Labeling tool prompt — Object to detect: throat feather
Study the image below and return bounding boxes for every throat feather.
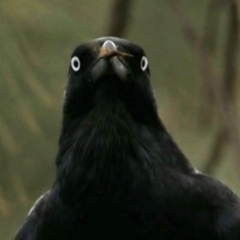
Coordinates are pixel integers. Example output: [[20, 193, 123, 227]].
[[58, 102, 157, 200]]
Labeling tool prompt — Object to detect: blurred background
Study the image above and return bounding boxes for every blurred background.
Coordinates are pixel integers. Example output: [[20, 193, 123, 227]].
[[1, 0, 240, 239]]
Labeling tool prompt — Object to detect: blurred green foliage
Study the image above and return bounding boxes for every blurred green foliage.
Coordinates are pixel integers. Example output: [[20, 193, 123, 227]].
[[0, 1, 239, 239]]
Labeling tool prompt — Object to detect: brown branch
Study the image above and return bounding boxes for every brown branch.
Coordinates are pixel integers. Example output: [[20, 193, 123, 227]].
[[168, 0, 240, 171], [224, 2, 239, 99], [200, 0, 225, 125], [203, 0, 225, 54], [201, 0, 234, 174], [204, 2, 239, 174], [106, 0, 134, 37], [202, 129, 226, 174]]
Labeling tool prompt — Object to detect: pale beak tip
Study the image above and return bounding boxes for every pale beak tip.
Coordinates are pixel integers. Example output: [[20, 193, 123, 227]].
[[102, 40, 116, 51]]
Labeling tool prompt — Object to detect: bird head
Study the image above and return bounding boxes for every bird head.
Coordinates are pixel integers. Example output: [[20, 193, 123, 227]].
[[57, 38, 173, 200], [63, 37, 158, 124]]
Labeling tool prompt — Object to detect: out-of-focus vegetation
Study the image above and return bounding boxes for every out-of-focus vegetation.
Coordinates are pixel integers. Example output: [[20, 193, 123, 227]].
[[1, 1, 240, 239]]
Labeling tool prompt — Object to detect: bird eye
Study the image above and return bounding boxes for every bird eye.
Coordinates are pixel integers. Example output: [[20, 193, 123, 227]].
[[71, 56, 81, 72], [140, 56, 148, 71]]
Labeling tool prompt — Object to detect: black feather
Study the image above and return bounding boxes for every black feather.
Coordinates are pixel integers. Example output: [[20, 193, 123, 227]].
[[14, 37, 240, 240]]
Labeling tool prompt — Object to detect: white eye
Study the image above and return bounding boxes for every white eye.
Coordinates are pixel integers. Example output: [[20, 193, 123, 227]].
[[140, 56, 148, 71], [71, 56, 81, 72]]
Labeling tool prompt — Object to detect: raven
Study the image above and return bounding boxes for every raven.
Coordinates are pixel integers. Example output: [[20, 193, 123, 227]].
[[14, 37, 240, 240]]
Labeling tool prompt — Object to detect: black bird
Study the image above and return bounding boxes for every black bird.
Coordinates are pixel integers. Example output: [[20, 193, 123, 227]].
[[14, 37, 240, 240]]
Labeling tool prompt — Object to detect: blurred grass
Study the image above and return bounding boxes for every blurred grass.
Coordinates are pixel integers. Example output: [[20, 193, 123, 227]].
[[0, 1, 239, 239], [0, 1, 110, 238]]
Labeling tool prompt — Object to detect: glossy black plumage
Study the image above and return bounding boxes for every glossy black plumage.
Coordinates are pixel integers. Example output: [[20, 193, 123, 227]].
[[14, 37, 240, 240]]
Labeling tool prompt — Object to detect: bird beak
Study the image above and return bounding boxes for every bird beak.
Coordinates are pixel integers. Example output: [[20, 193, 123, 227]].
[[90, 40, 133, 82]]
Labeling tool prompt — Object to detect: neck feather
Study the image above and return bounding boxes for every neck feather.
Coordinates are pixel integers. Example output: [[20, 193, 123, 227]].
[[56, 91, 192, 203]]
